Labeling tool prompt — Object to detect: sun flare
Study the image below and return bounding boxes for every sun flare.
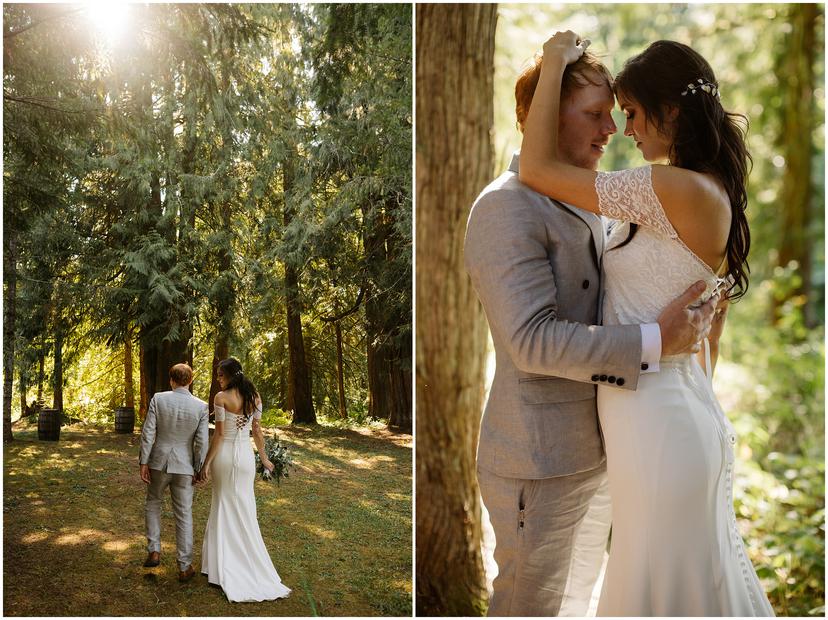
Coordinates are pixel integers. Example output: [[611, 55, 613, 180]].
[[84, 1, 131, 44]]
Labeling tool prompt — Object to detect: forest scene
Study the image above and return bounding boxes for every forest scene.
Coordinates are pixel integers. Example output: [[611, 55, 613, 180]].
[[417, 3, 823, 616], [4, 3, 412, 615]]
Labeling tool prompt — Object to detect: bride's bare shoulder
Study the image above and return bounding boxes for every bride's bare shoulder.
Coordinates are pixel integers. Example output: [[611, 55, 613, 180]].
[[651, 165, 730, 223]]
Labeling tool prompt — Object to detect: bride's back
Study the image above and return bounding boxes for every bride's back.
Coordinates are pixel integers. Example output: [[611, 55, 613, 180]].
[[218, 388, 255, 416]]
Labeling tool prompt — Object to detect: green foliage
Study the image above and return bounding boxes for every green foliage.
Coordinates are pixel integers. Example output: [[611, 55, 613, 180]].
[[6, 3, 412, 430], [720, 268, 825, 616], [259, 407, 292, 428]]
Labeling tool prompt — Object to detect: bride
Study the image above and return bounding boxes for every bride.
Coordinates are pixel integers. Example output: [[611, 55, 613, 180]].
[[199, 357, 291, 603], [520, 32, 774, 616]]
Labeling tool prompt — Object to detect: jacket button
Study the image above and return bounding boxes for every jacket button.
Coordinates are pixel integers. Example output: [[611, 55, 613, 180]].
[[591, 374, 600, 382], [641, 362, 649, 371], [582, 279, 590, 289], [617, 378, 625, 386], [599, 374, 608, 382], [608, 376, 616, 384]]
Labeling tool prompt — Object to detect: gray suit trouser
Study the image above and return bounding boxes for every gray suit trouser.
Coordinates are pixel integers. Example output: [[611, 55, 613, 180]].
[[145, 468, 194, 571], [478, 462, 610, 617]]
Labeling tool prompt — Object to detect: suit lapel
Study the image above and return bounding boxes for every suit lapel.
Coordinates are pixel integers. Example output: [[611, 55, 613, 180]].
[[548, 198, 603, 270], [508, 153, 604, 269]]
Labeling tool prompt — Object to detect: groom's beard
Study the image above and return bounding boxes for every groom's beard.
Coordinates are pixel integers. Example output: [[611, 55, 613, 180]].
[[557, 138, 604, 171]]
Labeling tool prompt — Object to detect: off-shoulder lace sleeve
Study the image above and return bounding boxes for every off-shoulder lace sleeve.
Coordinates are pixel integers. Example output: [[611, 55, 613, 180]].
[[253, 402, 263, 420], [595, 166, 677, 239], [214, 405, 225, 422]]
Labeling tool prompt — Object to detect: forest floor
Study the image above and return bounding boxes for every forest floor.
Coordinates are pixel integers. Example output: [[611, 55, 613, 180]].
[[3, 420, 412, 616]]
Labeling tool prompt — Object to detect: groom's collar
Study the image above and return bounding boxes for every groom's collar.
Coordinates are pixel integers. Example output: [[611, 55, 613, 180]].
[[510, 150, 604, 267], [508, 151, 520, 174], [172, 387, 191, 395]]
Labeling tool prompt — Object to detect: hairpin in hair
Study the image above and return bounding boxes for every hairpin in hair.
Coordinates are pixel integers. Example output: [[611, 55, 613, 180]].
[[681, 78, 720, 99]]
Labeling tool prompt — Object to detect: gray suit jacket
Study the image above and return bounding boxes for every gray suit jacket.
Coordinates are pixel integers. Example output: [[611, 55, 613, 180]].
[[465, 153, 643, 479], [139, 387, 210, 476]]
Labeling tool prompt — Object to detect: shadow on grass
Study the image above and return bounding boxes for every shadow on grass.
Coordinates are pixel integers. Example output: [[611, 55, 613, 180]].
[[4, 422, 412, 617]]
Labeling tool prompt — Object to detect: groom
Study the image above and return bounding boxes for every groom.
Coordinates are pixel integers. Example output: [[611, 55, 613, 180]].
[[464, 51, 716, 616], [139, 363, 209, 582]]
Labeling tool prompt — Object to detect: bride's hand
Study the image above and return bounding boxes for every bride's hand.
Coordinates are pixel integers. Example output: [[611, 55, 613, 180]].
[[262, 459, 274, 473], [542, 31, 590, 65]]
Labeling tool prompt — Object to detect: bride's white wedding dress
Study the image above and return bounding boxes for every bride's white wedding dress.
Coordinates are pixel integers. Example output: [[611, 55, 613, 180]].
[[593, 166, 774, 616], [201, 404, 291, 603]]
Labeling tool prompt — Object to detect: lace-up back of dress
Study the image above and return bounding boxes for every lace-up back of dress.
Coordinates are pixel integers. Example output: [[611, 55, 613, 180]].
[[213, 403, 262, 437], [595, 166, 722, 326]]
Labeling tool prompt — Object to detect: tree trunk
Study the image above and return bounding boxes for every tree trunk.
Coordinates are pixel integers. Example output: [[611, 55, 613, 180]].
[[52, 329, 63, 412], [774, 3, 818, 327], [387, 334, 412, 433], [282, 158, 316, 424], [139, 340, 148, 421], [335, 322, 347, 418], [3, 221, 17, 442], [362, 203, 394, 422], [285, 265, 316, 423], [366, 319, 393, 419], [208, 336, 229, 413], [139, 329, 190, 406], [37, 348, 44, 405], [124, 333, 134, 408], [415, 4, 497, 615]]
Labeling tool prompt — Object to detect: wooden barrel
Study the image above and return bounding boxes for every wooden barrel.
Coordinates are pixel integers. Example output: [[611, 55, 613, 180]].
[[114, 406, 135, 434], [37, 408, 61, 441]]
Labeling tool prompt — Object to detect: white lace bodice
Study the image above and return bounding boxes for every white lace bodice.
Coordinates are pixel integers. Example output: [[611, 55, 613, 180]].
[[596, 166, 722, 325], [214, 403, 262, 439]]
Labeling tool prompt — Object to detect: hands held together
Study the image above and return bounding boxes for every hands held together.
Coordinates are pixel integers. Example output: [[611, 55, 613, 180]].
[[658, 280, 723, 356], [194, 464, 210, 485]]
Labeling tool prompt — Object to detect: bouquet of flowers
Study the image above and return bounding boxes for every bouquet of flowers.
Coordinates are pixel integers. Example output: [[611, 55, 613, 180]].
[[255, 438, 295, 484]]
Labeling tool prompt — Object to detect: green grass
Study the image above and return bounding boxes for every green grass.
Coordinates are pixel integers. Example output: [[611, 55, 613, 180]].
[[3, 420, 412, 616]]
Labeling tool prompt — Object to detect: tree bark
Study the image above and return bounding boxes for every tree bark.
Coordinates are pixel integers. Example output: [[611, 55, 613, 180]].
[[139, 329, 190, 407], [3, 220, 17, 442], [124, 333, 134, 408], [774, 3, 818, 327], [139, 340, 148, 421], [387, 334, 412, 433], [415, 4, 497, 615], [283, 158, 316, 424], [335, 322, 347, 418], [363, 207, 394, 422], [37, 348, 44, 405], [52, 329, 63, 412], [208, 336, 229, 413], [285, 264, 316, 423]]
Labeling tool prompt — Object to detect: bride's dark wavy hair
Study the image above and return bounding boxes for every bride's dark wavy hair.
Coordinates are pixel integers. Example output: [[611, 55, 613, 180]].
[[218, 357, 259, 426], [611, 40, 752, 301]]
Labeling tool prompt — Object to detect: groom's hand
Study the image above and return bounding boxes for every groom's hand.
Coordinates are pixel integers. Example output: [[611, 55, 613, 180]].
[[139, 464, 151, 484], [658, 280, 716, 356]]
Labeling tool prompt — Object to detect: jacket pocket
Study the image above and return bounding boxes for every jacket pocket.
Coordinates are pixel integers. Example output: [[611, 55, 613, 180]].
[[518, 376, 595, 404]]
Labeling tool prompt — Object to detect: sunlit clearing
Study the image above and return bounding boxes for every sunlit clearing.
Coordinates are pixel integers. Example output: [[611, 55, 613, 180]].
[[103, 540, 130, 552], [55, 528, 104, 545], [21, 532, 49, 544]]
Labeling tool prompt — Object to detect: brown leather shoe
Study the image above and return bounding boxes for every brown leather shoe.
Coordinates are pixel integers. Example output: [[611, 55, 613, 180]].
[[178, 565, 196, 583], [143, 551, 160, 567]]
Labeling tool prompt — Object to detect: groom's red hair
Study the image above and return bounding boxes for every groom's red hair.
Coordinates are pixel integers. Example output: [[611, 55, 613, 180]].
[[169, 363, 193, 386], [515, 51, 613, 133]]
